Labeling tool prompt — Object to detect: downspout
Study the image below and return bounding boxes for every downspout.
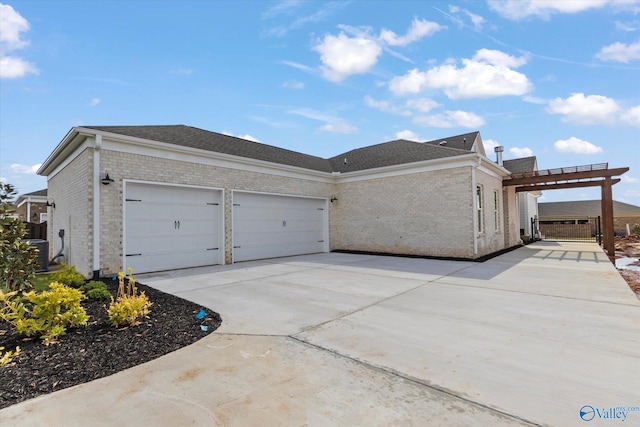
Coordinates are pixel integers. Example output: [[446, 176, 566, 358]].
[[92, 134, 102, 279], [26, 197, 31, 222], [471, 156, 481, 257]]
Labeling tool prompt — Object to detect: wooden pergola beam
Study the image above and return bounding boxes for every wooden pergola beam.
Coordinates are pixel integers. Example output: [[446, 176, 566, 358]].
[[515, 178, 621, 192], [504, 167, 629, 186], [602, 177, 615, 258]]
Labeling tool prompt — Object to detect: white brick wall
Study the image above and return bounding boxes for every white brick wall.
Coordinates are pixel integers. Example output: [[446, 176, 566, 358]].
[[99, 149, 333, 274], [331, 167, 475, 258], [47, 149, 94, 277]]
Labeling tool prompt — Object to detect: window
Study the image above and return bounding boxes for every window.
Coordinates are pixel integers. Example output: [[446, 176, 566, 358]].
[[40, 213, 48, 223], [476, 185, 483, 233], [494, 190, 500, 231]]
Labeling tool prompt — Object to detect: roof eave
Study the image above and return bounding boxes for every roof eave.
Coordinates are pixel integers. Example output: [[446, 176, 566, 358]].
[[37, 127, 94, 176]]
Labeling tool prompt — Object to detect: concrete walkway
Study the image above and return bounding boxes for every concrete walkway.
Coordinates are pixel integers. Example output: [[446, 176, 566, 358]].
[[2, 242, 639, 426]]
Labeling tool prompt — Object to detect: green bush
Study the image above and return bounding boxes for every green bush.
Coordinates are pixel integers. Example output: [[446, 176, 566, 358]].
[[80, 281, 112, 300], [0, 183, 39, 293], [632, 224, 640, 235], [0, 346, 21, 367], [51, 263, 86, 288], [0, 282, 89, 343]]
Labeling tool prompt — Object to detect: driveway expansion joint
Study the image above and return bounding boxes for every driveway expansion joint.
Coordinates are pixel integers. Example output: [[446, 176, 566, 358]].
[[288, 336, 543, 427]]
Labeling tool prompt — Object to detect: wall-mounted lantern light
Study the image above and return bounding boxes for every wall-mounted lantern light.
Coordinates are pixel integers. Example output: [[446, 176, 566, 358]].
[[101, 172, 114, 185], [46, 199, 56, 208], [330, 195, 338, 203]]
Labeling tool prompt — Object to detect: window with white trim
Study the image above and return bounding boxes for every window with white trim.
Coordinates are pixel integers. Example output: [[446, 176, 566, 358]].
[[476, 185, 483, 233], [494, 190, 500, 231], [40, 213, 48, 223]]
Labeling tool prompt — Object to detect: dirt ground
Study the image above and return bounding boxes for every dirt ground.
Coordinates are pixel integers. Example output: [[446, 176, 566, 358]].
[[615, 234, 640, 299]]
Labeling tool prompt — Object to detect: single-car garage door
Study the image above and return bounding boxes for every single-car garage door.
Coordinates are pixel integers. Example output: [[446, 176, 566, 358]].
[[125, 183, 222, 273], [233, 192, 327, 262]]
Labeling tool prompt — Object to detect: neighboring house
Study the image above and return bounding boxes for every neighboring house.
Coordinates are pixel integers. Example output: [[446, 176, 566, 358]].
[[15, 189, 48, 224], [503, 157, 541, 238], [37, 125, 521, 277], [539, 200, 640, 235]]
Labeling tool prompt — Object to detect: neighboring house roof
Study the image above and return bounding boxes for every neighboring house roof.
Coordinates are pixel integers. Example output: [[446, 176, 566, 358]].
[[82, 125, 476, 174], [503, 156, 537, 174], [539, 200, 640, 217], [16, 189, 48, 207], [21, 189, 48, 197]]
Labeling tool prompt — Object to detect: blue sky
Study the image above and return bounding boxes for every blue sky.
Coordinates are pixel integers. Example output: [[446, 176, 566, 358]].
[[1, 0, 639, 205]]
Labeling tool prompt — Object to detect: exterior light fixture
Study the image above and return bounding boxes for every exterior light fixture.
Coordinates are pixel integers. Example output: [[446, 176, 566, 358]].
[[46, 199, 55, 208], [330, 196, 338, 203], [101, 172, 114, 185]]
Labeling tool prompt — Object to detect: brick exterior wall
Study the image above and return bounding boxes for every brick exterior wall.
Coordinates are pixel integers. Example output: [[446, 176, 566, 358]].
[[98, 149, 334, 275], [16, 202, 47, 223], [47, 140, 519, 276], [47, 149, 94, 276], [331, 167, 475, 258]]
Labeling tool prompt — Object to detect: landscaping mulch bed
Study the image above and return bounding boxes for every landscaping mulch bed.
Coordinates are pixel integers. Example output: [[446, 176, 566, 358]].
[[0, 279, 221, 410]]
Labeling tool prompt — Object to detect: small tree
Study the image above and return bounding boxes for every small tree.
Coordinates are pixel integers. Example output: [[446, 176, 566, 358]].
[[0, 183, 39, 292]]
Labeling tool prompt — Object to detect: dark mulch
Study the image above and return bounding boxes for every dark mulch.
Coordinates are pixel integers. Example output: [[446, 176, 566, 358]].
[[0, 279, 221, 410]]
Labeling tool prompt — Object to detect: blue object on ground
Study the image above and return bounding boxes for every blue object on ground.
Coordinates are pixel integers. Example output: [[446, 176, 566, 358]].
[[195, 309, 206, 319], [200, 325, 208, 332]]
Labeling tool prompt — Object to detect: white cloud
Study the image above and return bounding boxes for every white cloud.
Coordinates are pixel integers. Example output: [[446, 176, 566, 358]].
[[449, 5, 487, 31], [89, 98, 100, 107], [0, 3, 38, 79], [0, 176, 7, 183], [483, 139, 501, 153], [389, 49, 532, 99], [553, 137, 603, 154], [395, 130, 422, 141], [0, 55, 38, 78], [364, 96, 411, 116], [378, 18, 444, 46], [413, 110, 486, 128], [313, 32, 382, 82], [282, 79, 304, 89], [621, 105, 640, 126], [487, 0, 623, 20], [509, 147, 533, 158], [547, 93, 621, 125], [615, 20, 640, 32], [596, 41, 640, 63], [522, 95, 547, 104], [280, 60, 315, 73], [10, 163, 41, 174], [405, 97, 440, 113], [288, 108, 357, 134], [222, 131, 260, 142], [319, 123, 357, 134], [622, 175, 640, 184]]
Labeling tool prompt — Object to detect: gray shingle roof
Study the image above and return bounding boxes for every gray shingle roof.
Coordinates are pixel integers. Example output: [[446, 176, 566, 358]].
[[22, 189, 47, 197], [328, 139, 472, 173], [84, 125, 476, 174], [423, 131, 479, 151], [503, 156, 537, 174], [539, 200, 640, 217], [85, 125, 333, 172]]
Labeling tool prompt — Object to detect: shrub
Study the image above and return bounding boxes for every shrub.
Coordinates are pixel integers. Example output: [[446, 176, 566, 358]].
[[107, 269, 152, 327], [0, 183, 39, 293], [0, 282, 89, 343], [80, 281, 112, 300], [632, 224, 640, 235], [51, 263, 86, 288], [0, 346, 21, 367]]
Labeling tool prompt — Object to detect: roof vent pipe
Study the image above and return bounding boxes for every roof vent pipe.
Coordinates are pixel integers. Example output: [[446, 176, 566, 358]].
[[494, 146, 504, 166]]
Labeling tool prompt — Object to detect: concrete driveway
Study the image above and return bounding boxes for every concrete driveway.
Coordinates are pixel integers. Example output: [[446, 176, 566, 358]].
[[2, 242, 639, 426]]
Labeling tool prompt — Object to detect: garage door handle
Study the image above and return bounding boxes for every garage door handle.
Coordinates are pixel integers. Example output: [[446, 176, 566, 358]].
[[126, 253, 142, 257], [207, 248, 219, 251]]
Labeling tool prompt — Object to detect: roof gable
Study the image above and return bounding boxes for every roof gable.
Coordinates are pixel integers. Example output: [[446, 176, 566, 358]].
[[503, 156, 537, 174]]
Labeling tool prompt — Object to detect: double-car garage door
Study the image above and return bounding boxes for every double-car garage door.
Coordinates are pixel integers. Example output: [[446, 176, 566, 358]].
[[124, 183, 326, 273]]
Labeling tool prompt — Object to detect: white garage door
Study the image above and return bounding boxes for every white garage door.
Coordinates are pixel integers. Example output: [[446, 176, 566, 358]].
[[233, 192, 326, 262], [125, 183, 222, 273]]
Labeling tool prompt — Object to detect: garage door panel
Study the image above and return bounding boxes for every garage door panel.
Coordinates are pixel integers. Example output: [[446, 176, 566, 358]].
[[233, 193, 326, 262], [125, 183, 221, 273]]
